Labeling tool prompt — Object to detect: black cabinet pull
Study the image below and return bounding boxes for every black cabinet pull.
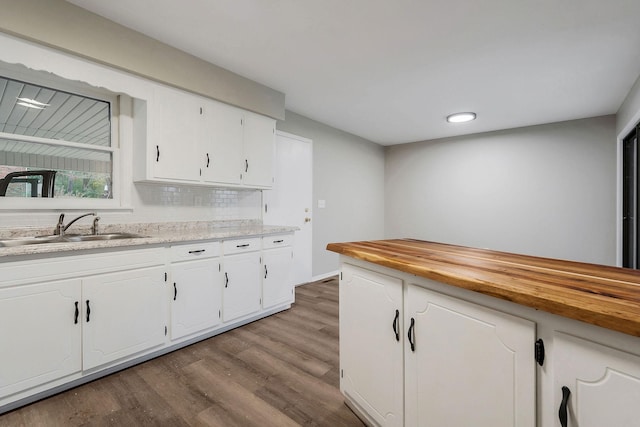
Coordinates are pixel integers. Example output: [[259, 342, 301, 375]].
[[156, 145, 160, 162], [408, 317, 416, 351], [188, 249, 206, 254], [245, 159, 249, 173], [86, 300, 91, 323], [174, 283, 177, 301], [264, 265, 268, 279], [206, 153, 210, 168], [273, 239, 284, 244], [236, 243, 250, 248], [74, 301, 79, 324], [559, 386, 571, 427], [225, 272, 229, 288], [392, 309, 400, 341]]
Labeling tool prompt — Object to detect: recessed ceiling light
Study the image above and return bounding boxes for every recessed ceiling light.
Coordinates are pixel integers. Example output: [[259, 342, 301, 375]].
[[446, 112, 476, 123]]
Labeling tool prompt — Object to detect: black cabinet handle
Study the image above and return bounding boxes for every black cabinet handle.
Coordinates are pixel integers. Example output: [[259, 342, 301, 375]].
[[188, 249, 206, 254], [206, 153, 210, 168], [74, 301, 79, 324], [236, 244, 250, 248], [245, 159, 249, 173], [225, 272, 229, 288], [392, 309, 400, 341], [156, 145, 160, 162], [86, 300, 91, 323], [408, 317, 416, 351], [265, 265, 268, 279], [559, 386, 571, 427], [174, 283, 177, 301], [273, 239, 284, 244]]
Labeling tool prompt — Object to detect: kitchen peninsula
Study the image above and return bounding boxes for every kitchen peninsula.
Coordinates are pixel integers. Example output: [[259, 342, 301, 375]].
[[327, 239, 640, 427]]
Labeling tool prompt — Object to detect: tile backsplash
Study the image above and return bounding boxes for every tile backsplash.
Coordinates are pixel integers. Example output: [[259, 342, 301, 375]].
[[0, 183, 263, 228]]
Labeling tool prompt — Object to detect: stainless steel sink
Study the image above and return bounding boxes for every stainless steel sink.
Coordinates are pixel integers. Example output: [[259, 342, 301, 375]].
[[0, 233, 145, 248], [64, 233, 144, 242]]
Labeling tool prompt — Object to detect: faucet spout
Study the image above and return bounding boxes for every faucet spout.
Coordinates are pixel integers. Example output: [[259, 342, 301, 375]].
[[54, 212, 97, 236]]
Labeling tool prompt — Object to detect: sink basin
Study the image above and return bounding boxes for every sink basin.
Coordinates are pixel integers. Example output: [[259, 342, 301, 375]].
[[64, 233, 144, 242], [0, 233, 145, 248]]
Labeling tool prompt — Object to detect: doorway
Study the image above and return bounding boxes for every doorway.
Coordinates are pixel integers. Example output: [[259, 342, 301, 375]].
[[263, 131, 313, 285]]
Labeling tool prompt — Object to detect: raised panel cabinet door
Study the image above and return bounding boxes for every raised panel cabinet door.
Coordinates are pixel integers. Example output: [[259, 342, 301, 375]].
[[242, 112, 275, 188], [552, 332, 640, 427], [262, 247, 294, 309], [151, 85, 201, 182], [0, 279, 81, 399], [222, 252, 261, 322], [82, 266, 166, 371], [340, 264, 404, 427], [405, 284, 536, 427], [171, 259, 223, 340], [201, 100, 244, 185]]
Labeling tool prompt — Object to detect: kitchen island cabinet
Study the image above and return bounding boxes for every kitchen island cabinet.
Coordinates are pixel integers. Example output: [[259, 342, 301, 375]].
[[327, 239, 640, 427]]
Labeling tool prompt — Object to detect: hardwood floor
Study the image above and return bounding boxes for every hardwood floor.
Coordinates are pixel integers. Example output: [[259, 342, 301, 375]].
[[0, 277, 365, 427]]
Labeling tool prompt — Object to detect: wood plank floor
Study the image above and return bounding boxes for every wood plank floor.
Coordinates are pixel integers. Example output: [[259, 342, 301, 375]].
[[0, 277, 365, 427]]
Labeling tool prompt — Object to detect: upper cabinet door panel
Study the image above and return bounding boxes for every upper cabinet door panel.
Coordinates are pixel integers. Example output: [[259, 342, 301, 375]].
[[201, 101, 243, 185], [242, 112, 275, 188], [151, 86, 201, 182]]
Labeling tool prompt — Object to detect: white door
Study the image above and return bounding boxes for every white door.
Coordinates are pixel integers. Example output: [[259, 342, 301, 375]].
[[552, 332, 640, 427], [263, 131, 313, 285], [171, 258, 222, 340], [405, 284, 536, 427], [82, 266, 166, 371]]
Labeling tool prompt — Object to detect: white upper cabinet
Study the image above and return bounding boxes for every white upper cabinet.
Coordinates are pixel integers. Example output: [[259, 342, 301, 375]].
[[149, 85, 201, 182], [135, 84, 275, 189], [201, 101, 244, 185], [242, 111, 275, 188]]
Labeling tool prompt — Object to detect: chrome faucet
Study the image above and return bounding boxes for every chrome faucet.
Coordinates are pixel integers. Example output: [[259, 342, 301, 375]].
[[54, 212, 98, 236]]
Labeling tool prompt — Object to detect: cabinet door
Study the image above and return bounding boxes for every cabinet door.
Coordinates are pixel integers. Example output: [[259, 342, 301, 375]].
[[82, 266, 166, 371], [222, 252, 261, 322], [151, 85, 201, 182], [262, 247, 294, 309], [201, 101, 244, 185], [171, 259, 223, 340], [340, 264, 404, 427], [552, 332, 640, 427], [405, 284, 535, 427], [242, 112, 275, 188], [0, 280, 81, 398]]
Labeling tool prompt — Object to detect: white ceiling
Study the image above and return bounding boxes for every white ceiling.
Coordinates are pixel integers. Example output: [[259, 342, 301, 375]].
[[67, 0, 640, 145]]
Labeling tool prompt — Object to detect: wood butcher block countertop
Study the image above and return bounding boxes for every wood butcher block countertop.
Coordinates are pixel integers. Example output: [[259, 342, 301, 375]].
[[326, 239, 640, 338]]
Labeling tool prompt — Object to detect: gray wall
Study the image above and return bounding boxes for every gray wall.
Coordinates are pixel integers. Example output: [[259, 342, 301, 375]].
[[385, 116, 617, 265], [0, 0, 284, 120], [277, 111, 386, 278]]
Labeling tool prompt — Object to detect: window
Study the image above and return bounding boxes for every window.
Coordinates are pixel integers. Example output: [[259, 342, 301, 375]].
[[0, 73, 117, 202], [623, 123, 639, 268]]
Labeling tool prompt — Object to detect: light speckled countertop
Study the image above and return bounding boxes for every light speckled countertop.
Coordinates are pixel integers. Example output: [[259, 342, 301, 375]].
[[0, 220, 298, 258]]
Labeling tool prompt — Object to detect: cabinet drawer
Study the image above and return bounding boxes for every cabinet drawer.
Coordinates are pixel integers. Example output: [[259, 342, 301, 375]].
[[170, 241, 220, 261], [223, 237, 261, 255], [262, 234, 293, 249]]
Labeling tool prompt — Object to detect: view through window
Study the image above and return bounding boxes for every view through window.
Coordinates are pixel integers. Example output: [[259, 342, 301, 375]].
[[0, 75, 113, 199]]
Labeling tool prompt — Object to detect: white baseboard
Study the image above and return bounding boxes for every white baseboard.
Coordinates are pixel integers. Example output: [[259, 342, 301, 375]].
[[311, 270, 339, 283]]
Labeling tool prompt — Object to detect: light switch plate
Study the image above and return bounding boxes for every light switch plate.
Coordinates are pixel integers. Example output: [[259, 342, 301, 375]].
[[318, 199, 326, 208]]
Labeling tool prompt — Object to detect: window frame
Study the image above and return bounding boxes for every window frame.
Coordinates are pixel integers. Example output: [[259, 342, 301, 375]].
[[0, 64, 123, 211]]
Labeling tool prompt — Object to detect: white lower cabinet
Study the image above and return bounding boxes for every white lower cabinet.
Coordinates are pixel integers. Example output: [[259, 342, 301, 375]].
[[170, 249, 223, 340], [0, 279, 82, 398], [222, 239, 262, 322], [262, 238, 294, 309], [340, 263, 535, 427], [551, 332, 640, 427], [82, 266, 166, 371], [405, 284, 536, 427], [340, 264, 404, 427]]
